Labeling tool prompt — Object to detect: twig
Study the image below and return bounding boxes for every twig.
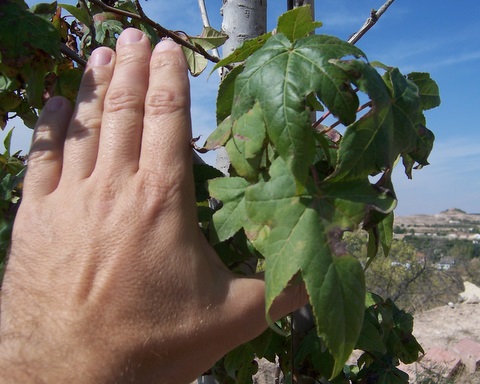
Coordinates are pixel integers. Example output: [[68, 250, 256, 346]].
[[197, 0, 220, 59], [348, 0, 396, 45], [197, 0, 222, 77], [87, 0, 220, 63], [60, 43, 87, 67]]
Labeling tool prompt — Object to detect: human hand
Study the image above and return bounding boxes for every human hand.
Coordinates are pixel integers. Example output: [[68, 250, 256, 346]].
[[0, 29, 306, 383]]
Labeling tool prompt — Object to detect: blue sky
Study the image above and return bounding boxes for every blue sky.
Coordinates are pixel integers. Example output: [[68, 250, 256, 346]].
[[4, 0, 480, 216]]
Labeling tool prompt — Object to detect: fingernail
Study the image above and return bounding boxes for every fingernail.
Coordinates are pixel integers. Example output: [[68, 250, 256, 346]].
[[45, 97, 64, 112], [118, 28, 144, 45], [89, 47, 113, 66], [155, 39, 179, 52]]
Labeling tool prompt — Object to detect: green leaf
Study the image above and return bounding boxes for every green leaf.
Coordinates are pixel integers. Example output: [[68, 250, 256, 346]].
[[355, 310, 387, 354], [383, 299, 424, 364], [378, 211, 394, 256], [208, 177, 250, 244], [0, 74, 21, 94], [224, 343, 257, 383], [134, 21, 159, 47], [94, 19, 124, 48], [193, 163, 224, 202], [406, 123, 435, 167], [407, 72, 441, 111], [59, 2, 91, 25], [277, 5, 322, 42], [331, 60, 420, 180], [216, 65, 243, 124], [54, 67, 83, 101], [24, 62, 50, 108], [233, 34, 364, 185], [0, 92, 23, 129], [12, 99, 38, 128], [295, 329, 336, 379], [357, 359, 410, 384], [0, 2, 60, 107], [244, 158, 366, 377], [306, 92, 324, 111], [30, 1, 57, 21], [226, 102, 267, 181], [212, 32, 272, 71], [3, 129, 14, 155], [204, 116, 233, 150], [0, 1, 60, 66]]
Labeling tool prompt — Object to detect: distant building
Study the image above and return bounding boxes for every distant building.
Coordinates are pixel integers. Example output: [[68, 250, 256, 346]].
[[435, 256, 455, 270]]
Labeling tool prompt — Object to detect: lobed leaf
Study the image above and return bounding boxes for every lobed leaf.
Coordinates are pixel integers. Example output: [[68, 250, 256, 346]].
[[407, 72, 441, 111], [216, 65, 244, 124], [203, 116, 233, 151], [244, 158, 368, 377], [226, 103, 267, 181], [208, 177, 250, 244], [331, 60, 421, 181], [212, 33, 272, 72], [277, 4, 322, 42], [232, 34, 364, 186], [59, 3, 91, 25], [0, 1, 60, 71], [94, 18, 124, 48]]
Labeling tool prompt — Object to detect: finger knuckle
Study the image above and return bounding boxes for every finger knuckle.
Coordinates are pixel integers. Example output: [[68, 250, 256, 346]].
[[28, 127, 59, 162], [135, 170, 180, 213], [145, 89, 187, 116], [68, 116, 102, 139], [104, 87, 144, 113]]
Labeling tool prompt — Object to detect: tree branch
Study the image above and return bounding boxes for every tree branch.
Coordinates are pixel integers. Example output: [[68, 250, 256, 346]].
[[348, 0, 396, 45], [87, 0, 220, 63], [60, 43, 88, 67]]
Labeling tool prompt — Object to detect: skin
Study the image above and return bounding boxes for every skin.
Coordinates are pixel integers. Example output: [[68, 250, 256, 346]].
[[0, 29, 306, 383]]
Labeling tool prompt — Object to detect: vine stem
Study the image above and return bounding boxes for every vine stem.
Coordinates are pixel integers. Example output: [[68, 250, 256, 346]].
[[348, 0, 396, 44], [87, 0, 220, 63]]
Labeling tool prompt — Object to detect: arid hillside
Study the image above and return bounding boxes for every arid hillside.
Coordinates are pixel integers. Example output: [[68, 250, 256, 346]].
[[394, 208, 480, 240]]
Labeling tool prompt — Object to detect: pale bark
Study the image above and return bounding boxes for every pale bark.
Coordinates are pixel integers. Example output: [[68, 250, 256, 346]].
[[221, 0, 267, 57], [216, 0, 267, 175]]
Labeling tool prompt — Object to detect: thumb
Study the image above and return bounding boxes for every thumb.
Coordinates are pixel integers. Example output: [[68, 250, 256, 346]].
[[221, 276, 308, 348]]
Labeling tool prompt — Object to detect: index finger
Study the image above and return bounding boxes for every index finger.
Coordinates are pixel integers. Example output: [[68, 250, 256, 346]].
[[139, 40, 192, 177]]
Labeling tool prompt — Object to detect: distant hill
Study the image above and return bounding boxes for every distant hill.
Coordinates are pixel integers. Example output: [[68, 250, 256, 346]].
[[394, 208, 480, 239]]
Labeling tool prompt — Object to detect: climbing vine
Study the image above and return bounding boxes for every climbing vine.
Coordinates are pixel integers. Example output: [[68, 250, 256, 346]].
[[0, 1, 440, 382]]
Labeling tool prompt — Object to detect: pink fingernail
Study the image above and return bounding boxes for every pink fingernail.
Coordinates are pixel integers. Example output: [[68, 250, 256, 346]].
[[118, 28, 144, 45], [89, 47, 113, 66], [155, 39, 179, 52], [45, 97, 64, 112]]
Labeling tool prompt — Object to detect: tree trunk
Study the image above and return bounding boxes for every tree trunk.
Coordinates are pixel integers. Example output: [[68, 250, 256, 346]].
[[216, 0, 267, 175], [221, 0, 267, 57], [200, 4, 268, 383]]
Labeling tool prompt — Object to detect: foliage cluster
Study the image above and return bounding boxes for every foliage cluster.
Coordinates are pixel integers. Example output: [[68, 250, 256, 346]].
[[0, 1, 441, 382], [0, 130, 25, 279]]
